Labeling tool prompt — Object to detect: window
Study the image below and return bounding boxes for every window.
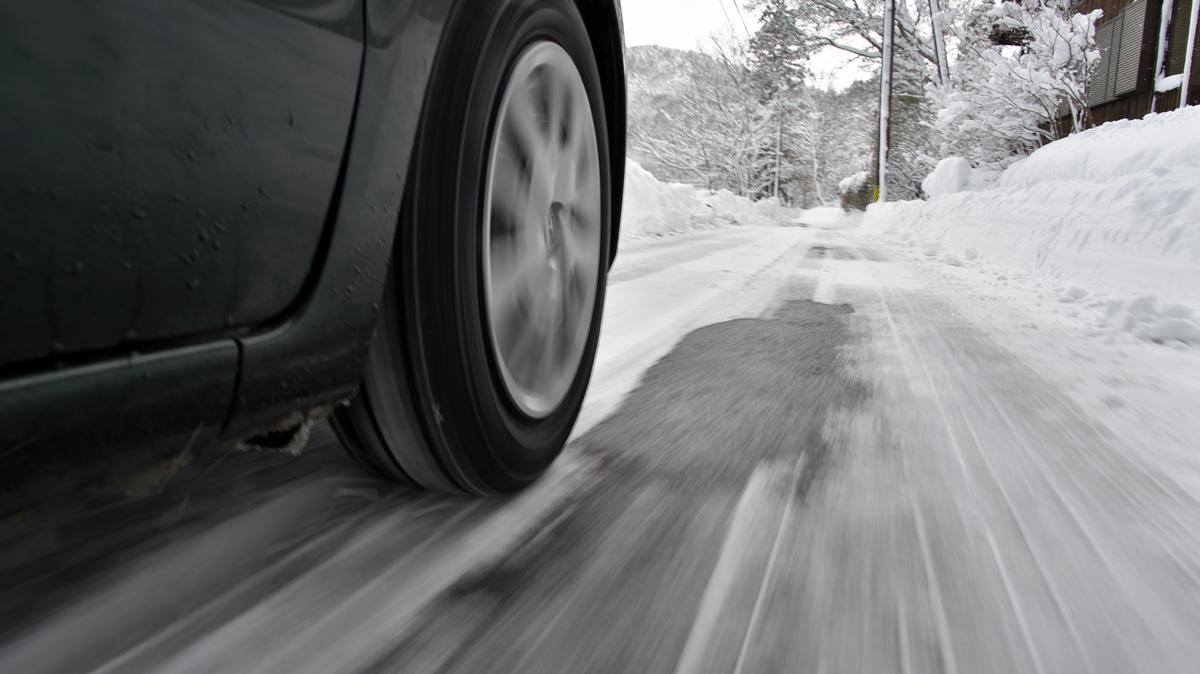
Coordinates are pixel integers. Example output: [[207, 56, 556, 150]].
[[1165, 0, 1194, 76], [1086, 0, 1147, 106]]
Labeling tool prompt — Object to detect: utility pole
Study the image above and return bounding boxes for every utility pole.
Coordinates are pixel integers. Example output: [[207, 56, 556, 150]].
[[928, 0, 950, 85], [1154, 0, 1199, 110], [1184, 0, 1199, 107], [1151, 0, 1176, 113], [773, 111, 783, 199], [877, 0, 895, 202]]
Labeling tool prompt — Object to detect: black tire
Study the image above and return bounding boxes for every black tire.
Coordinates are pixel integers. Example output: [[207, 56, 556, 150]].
[[333, 0, 612, 494]]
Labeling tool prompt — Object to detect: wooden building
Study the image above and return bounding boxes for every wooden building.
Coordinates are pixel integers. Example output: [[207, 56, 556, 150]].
[[1076, 0, 1198, 125]]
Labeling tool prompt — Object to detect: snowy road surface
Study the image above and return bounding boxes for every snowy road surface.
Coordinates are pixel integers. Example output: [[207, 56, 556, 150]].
[[5, 222, 1200, 673]]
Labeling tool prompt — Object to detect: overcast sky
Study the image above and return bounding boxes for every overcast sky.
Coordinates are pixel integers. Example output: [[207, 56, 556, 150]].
[[622, 0, 868, 89], [623, 0, 750, 51]]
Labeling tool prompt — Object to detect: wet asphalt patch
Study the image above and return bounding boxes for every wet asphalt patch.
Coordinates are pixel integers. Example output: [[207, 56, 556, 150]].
[[805, 245, 859, 261], [381, 294, 867, 673]]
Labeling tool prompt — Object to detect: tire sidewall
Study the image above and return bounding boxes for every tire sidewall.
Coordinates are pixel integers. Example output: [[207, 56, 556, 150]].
[[404, 0, 610, 492]]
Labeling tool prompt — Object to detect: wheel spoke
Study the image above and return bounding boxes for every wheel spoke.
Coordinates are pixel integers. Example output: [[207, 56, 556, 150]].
[[565, 93, 589, 162], [505, 86, 545, 165], [491, 158, 532, 234], [547, 76, 568, 152]]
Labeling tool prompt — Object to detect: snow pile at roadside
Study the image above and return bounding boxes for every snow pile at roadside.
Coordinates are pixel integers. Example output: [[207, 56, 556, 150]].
[[620, 160, 792, 241], [998, 108, 1200, 187], [920, 157, 1000, 197], [861, 107, 1200, 345], [703, 188, 787, 228]]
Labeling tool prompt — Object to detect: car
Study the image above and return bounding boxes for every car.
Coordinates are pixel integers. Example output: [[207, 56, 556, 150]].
[[0, 0, 626, 495]]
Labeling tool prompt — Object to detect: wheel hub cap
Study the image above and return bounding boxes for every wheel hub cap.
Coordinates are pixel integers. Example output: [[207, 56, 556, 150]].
[[483, 41, 602, 419]]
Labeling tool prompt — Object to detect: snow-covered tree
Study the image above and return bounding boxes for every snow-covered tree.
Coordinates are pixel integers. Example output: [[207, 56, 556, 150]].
[[626, 13, 876, 207], [746, 0, 815, 201], [751, 0, 948, 71], [818, 79, 877, 198], [744, 0, 943, 199], [927, 0, 1101, 168], [992, 0, 1101, 135], [626, 43, 777, 197], [888, 43, 940, 199], [797, 83, 876, 204], [749, 0, 811, 99]]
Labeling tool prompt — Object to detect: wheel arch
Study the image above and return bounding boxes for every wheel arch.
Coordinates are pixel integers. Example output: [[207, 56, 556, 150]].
[[225, 0, 626, 442], [574, 0, 626, 265], [224, 0, 461, 440]]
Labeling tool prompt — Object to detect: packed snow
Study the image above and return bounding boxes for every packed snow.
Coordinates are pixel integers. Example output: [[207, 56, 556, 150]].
[[854, 106, 1200, 487], [794, 206, 851, 228], [861, 107, 1200, 346]]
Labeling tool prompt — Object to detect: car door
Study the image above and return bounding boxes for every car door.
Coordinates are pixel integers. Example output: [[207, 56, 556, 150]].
[[0, 0, 363, 368]]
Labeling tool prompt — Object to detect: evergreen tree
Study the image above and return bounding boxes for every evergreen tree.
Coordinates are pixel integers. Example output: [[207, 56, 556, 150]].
[[748, 0, 809, 100], [748, 0, 815, 202]]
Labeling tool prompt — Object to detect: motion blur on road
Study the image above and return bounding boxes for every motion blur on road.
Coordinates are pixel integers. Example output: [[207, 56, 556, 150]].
[[5, 185, 1200, 672], [6, 0, 1200, 672]]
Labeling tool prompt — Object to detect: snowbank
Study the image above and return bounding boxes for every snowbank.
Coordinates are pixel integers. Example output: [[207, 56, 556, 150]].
[[861, 107, 1200, 345], [620, 160, 792, 241], [998, 107, 1200, 188]]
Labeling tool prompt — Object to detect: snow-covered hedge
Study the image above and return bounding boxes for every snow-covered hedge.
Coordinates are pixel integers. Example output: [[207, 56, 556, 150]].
[[620, 160, 789, 241], [838, 171, 868, 195], [920, 157, 972, 197], [862, 107, 1200, 344]]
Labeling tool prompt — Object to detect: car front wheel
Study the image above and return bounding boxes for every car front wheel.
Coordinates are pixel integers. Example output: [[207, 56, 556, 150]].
[[333, 0, 611, 494]]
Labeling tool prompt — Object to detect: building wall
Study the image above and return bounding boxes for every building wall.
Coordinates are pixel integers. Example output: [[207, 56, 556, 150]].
[[1077, 0, 1136, 20], [1073, 0, 1197, 127]]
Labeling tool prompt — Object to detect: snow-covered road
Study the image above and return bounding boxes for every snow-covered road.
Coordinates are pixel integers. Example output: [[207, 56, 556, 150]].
[[4, 222, 1200, 673]]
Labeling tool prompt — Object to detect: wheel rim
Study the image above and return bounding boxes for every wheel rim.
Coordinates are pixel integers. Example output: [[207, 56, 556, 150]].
[[483, 40, 601, 419]]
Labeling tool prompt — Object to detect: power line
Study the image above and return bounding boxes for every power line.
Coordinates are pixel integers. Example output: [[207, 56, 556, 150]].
[[713, 0, 738, 39], [730, 0, 753, 40], [715, 0, 753, 41]]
